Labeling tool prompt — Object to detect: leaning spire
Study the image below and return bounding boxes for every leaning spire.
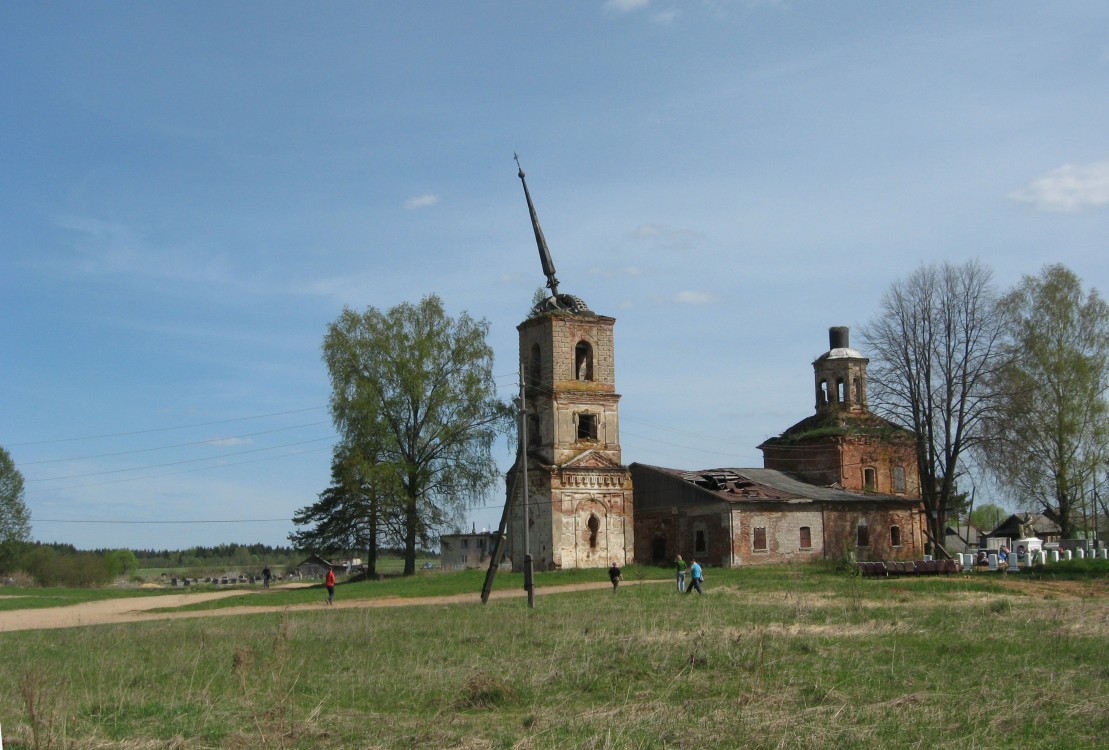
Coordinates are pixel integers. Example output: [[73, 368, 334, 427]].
[[515, 153, 560, 297]]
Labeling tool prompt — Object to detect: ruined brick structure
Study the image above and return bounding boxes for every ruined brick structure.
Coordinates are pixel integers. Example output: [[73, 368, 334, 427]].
[[632, 326, 924, 568], [759, 326, 920, 497], [505, 308, 634, 571]]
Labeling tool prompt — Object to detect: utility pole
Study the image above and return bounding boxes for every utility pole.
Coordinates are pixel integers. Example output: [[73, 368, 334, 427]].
[[479, 363, 534, 607], [519, 363, 535, 608]]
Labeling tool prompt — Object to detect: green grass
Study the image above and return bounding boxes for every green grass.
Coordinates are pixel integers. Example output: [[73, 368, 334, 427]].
[[1, 564, 1106, 749]]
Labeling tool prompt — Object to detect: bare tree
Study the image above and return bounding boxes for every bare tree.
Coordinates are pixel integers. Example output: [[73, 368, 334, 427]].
[[980, 264, 1109, 539], [863, 260, 1008, 556]]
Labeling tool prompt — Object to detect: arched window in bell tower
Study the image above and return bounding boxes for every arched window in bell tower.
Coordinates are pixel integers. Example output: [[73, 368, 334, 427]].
[[853, 377, 863, 406], [575, 341, 594, 381], [819, 380, 829, 405], [836, 378, 845, 404]]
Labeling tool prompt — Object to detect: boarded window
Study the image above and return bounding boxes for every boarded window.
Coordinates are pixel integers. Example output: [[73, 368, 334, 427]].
[[892, 466, 906, 494], [890, 526, 902, 547], [799, 526, 812, 549], [857, 524, 870, 548], [753, 527, 767, 551]]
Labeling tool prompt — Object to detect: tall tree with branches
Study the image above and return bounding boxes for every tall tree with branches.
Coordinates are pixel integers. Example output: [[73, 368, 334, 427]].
[[980, 264, 1109, 538], [863, 260, 1008, 556], [289, 443, 401, 576], [320, 295, 511, 575]]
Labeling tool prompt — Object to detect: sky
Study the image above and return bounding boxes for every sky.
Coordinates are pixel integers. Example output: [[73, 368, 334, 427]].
[[2, 1, 1108, 551]]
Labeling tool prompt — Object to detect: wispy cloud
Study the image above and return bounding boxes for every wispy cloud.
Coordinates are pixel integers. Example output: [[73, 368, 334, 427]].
[[603, 0, 650, 13], [53, 216, 233, 284], [672, 290, 718, 305], [404, 193, 440, 210], [205, 437, 254, 447], [1008, 161, 1109, 213], [630, 223, 705, 248]]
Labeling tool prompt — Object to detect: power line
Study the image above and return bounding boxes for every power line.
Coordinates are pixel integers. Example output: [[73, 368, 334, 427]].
[[24, 444, 335, 493], [34, 518, 293, 525], [18, 421, 332, 465], [26, 436, 338, 482], [8, 406, 329, 447]]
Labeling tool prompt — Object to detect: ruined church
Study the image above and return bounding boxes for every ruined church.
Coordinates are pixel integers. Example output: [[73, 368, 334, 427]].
[[504, 169, 924, 570]]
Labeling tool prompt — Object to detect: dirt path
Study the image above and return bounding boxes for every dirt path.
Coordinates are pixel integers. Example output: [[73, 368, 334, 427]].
[[0, 580, 662, 633]]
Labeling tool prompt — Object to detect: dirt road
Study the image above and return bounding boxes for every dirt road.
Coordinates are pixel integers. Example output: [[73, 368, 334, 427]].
[[0, 580, 660, 633]]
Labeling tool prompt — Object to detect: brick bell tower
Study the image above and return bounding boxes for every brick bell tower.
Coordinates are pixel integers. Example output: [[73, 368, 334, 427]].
[[504, 161, 633, 571]]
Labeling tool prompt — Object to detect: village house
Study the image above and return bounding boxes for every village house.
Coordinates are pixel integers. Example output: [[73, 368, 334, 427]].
[[440, 529, 506, 570]]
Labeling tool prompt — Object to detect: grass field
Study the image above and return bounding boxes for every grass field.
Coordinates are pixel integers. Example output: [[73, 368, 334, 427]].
[[1, 564, 1106, 749]]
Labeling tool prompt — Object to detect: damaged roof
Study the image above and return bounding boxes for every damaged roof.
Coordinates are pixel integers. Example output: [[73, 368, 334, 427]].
[[634, 463, 918, 506]]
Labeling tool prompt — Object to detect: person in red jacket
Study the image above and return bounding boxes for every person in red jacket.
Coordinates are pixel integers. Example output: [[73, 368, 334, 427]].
[[325, 567, 336, 605]]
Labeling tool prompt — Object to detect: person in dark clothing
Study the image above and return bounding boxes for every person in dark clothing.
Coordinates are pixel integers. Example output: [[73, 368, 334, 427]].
[[608, 562, 622, 592]]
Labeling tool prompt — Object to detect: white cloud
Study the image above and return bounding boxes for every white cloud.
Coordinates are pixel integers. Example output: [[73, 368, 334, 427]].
[[672, 290, 718, 305], [604, 0, 649, 14], [651, 9, 680, 24], [1008, 161, 1109, 213], [403, 193, 440, 210], [630, 223, 705, 248]]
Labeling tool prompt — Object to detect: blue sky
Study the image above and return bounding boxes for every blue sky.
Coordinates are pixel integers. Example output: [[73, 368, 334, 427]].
[[3, 1, 1107, 551]]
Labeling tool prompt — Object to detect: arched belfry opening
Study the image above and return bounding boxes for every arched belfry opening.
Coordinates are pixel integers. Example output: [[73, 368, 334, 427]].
[[575, 340, 594, 381]]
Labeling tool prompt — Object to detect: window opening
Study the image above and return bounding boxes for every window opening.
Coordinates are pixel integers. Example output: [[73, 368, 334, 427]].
[[575, 341, 594, 381], [577, 413, 598, 442], [799, 526, 812, 549], [857, 524, 870, 548], [587, 514, 600, 549], [836, 378, 845, 403], [528, 344, 541, 387], [819, 380, 829, 405], [890, 526, 902, 547], [863, 467, 877, 492], [753, 527, 767, 552], [853, 377, 863, 405], [527, 414, 540, 447], [694, 529, 707, 555]]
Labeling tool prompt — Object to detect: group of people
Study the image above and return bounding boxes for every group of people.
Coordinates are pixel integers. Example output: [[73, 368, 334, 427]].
[[674, 555, 703, 594], [606, 554, 706, 594]]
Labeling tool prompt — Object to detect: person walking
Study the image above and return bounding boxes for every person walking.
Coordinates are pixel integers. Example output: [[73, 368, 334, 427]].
[[262, 566, 271, 589], [608, 561, 622, 592], [325, 566, 336, 605], [685, 559, 703, 595], [674, 554, 687, 593]]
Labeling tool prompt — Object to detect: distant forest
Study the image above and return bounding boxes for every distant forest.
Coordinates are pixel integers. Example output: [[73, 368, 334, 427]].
[[129, 543, 298, 569]]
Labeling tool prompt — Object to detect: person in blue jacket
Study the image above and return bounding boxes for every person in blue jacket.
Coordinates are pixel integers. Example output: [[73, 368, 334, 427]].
[[685, 559, 704, 594]]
